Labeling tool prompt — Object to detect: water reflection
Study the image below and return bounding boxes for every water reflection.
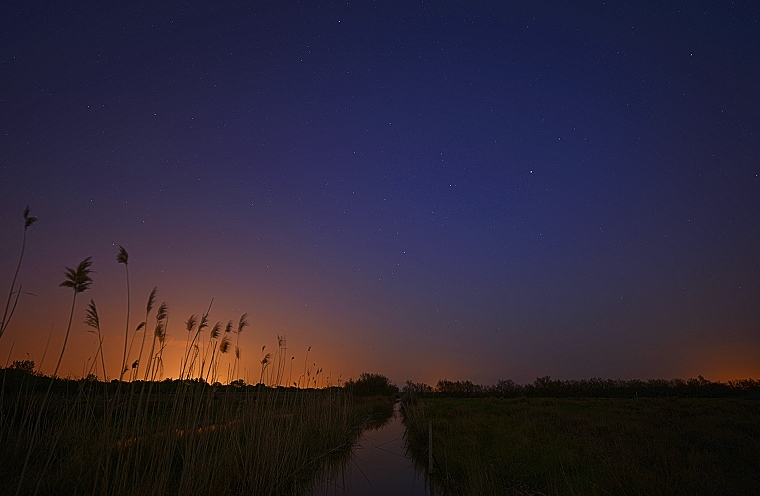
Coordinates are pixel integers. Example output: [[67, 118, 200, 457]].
[[311, 403, 436, 496]]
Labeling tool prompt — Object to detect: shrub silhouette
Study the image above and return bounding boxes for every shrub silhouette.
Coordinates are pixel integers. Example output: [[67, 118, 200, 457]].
[[9, 359, 35, 374], [344, 373, 399, 397]]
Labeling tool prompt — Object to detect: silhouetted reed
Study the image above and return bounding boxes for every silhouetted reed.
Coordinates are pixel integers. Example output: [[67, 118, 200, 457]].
[[16, 256, 93, 494], [233, 312, 249, 382], [117, 245, 131, 382], [0, 206, 37, 343]]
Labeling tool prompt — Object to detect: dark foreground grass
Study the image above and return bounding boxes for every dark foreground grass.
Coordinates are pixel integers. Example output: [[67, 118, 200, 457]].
[[403, 397, 760, 496], [0, 373, 392, 496]]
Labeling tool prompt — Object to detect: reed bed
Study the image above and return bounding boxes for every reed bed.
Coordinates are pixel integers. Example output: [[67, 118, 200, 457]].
[[1, 375, 385, 495]]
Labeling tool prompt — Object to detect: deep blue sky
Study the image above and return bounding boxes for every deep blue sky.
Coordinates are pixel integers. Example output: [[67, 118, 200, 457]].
[[1, 1, 759, 385]]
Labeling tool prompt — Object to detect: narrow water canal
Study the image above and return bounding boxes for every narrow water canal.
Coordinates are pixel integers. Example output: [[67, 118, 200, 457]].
[[311, 403, 437, 496]]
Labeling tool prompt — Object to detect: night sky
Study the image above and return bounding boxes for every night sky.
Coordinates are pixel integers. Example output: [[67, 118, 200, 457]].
[[1, 1, 759, 386]]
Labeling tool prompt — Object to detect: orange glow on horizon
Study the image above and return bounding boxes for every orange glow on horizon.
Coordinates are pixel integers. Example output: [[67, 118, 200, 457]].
[[675, 340, 760, 384], [3, 281, 759, 389]]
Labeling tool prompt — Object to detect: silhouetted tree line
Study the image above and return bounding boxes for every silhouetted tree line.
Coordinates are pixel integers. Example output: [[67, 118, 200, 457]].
[[0, 362, 340, 397], [403, 375, 760, 399], [2, 363, 396, 398], [6, 362, 758, 399]]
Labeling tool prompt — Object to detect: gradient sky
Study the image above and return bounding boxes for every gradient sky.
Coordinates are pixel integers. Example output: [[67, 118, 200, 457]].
[[1, 1, 759, 386]]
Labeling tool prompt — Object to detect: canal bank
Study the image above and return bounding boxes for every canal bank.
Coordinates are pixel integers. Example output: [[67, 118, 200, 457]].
[[311, 402, 436, 495]]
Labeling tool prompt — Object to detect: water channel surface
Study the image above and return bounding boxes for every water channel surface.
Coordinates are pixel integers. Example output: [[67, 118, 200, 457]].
[[311, 403, 436, 496]]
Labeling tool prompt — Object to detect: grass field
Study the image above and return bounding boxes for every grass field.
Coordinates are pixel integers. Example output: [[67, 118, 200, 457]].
[[403, 396, 760, 496]]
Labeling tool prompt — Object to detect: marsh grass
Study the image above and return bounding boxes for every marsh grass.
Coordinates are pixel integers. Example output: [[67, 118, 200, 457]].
[[1, 374, 387, 495], [403, 397, 760, 495]]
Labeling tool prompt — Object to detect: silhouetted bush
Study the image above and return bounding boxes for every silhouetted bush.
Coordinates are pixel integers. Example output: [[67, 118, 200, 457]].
[[9, 360, 36, 374], [344, 373, 399, 397], [402, 380, 434, 396]]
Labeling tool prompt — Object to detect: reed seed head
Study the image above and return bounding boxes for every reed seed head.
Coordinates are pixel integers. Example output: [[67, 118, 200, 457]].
[[84, 299, 100, 330], [211, 321, 221, 339], [156, 302, 168, 322], [117, 245, 128, 265], [197, 314, 208, 333], [219, 336, 230, 353], [146, 286, 157, 314], [23, 206, 38, 229], [238, 313, 249, 334], [155, 322, 165, 342], [60, 257, 93, 294]]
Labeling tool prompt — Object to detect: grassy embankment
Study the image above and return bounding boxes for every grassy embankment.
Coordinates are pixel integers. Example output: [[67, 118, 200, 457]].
[[403, 396, 760, 495], [0, 370, 393, 495]]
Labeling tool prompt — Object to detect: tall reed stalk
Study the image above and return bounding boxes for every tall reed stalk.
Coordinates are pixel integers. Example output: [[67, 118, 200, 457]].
[[117, 246, 130, 381], [143, 302, 168, 381], [133, 286, 157, 380], [84, 299, 107, 382], [15, 256, 92, 495], [0, 206, 37, 343], [180, 299, 212, 380], [233, 313, 249, 381]]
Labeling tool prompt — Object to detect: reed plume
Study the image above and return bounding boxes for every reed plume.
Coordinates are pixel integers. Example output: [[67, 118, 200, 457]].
[[144, 301, 167, 380], [233, 313, 249, 381], [260, 352, 271, 385], [133, 287, 157, 379], [200, 321, 221, 380], [84, 299, 107, 380], [219, 335, 230, 354], [301, 346, 311, 388], [181, 299, 212, 379]]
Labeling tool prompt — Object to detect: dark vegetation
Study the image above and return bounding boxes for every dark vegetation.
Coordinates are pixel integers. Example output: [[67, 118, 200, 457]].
[[343, 372, 400, 397], [404, 376, 760, 399], [403, 396, 760, 496], [0, 364, 394, 495], [401, 375, 760, 494]]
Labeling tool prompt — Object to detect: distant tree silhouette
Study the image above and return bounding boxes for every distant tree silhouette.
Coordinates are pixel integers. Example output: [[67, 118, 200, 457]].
[[344, 373, 399, 396], [402, 380, 434, 395], [417, 376, 760, 399], [435, 379, 484, 397], [10, 359, 35, 374]]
